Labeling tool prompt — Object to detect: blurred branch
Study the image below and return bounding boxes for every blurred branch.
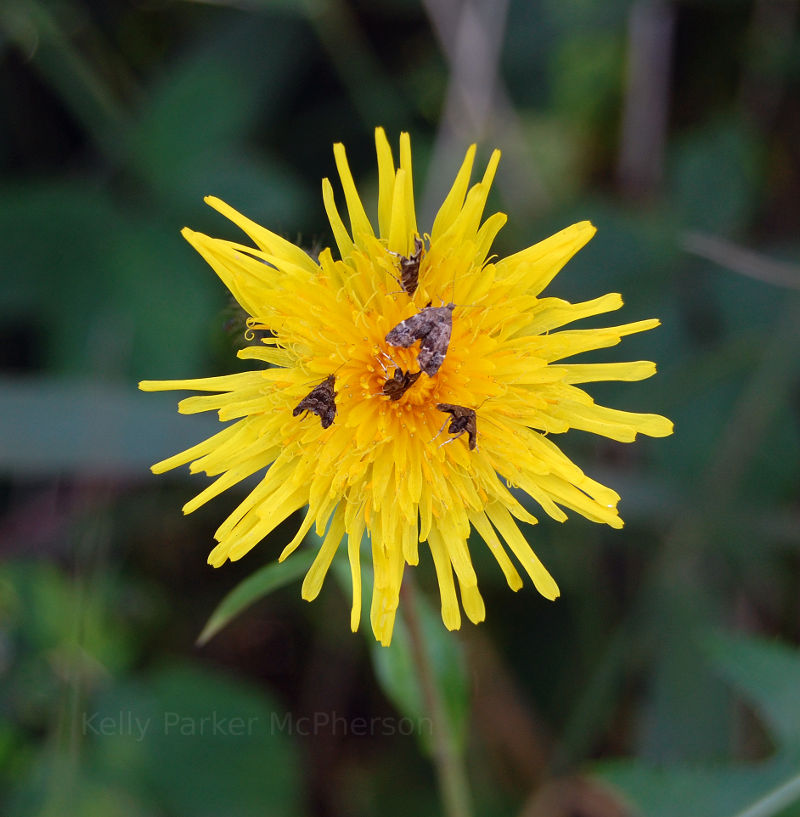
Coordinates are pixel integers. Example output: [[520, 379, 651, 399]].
[[616, 0, 675, 199], [467, 629, 550, 789], [421, 0, 549, 223], [299, 0, 411, 130], [0, 0, 132, 158], [683, 232, 800, 292], [423, 0, 507, 140]]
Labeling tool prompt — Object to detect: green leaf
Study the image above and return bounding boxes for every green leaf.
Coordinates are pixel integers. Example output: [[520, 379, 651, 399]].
[[197, 551, 315, 645], [704, 632, 800, 751], [121, 18, 311, 214], [0, 183, 223, 378], [124, 59, 257, 192], [733, 771, 800, 817], [85, 664, 300, 817], [1, 561, 137, 675], [596, 635, 800, 816], [596, 753, 800, 817]]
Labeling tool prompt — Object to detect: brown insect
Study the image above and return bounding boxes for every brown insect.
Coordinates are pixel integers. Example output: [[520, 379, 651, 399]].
[[292, 375, 337, 429], [435, 403, 477, 450], [385, 302, 455, 376], [382, 368, 422, 401], [388, 236, 424, 295]]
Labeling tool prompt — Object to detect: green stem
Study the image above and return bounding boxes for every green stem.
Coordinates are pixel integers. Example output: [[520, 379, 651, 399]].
[[400, 578, 473, 817]]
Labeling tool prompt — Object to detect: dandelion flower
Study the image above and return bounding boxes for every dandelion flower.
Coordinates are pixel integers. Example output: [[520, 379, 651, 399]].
[[140, 128, 672, 645]]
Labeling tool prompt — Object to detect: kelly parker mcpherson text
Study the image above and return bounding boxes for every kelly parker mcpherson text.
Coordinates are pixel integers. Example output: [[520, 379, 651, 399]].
[[82, 710, 433, 741]]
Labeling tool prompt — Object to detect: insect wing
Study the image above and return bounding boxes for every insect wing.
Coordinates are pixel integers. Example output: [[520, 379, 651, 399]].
[[415, 305, 453, 376], [435, 403, 477, 449], [293, 375, 337, 428], [417, 315, 452, 376], [385, 311, 429, 347], [398, 236, 423, 295], [386, 303, 454, 376], [382, 368, 421, 400]]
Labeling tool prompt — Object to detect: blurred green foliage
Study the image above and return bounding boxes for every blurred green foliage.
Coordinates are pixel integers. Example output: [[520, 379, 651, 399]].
[[598, 632, 800, 817], [1, 0, 799, 815]]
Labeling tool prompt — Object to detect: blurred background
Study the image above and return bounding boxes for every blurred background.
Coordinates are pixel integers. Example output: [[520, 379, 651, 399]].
[[1, 0, 800, 815]]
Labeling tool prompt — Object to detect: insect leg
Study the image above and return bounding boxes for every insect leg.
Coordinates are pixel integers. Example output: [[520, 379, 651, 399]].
[[429, 416, 451, 444]]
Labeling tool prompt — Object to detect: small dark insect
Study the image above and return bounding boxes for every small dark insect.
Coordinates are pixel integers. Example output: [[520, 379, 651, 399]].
[[389, 235, 424, 295], [436, 403, 477, 450], [292, 374, 337, 429], [385, 303, 455, 376], [382, 368, 422, 401]]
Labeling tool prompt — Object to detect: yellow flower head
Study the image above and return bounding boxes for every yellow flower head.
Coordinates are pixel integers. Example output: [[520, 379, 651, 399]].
[[140, 128, 672, 645]]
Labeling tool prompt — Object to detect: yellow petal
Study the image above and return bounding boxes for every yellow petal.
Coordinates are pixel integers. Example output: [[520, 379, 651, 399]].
[[347, 515, 365, 631], [486, 503, 560, 600], [387, 168, 409, 255], [497, 221, 596, 296], [321, 178, 355, 260], [333, 142, 374, 246], [398, 132, 418, 238], [375, 127, 395, 238], [203, 196, 318, 273], [431, 144, 476, 239], [428, 527, 462, 630], [302, 505, 346, 600]]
